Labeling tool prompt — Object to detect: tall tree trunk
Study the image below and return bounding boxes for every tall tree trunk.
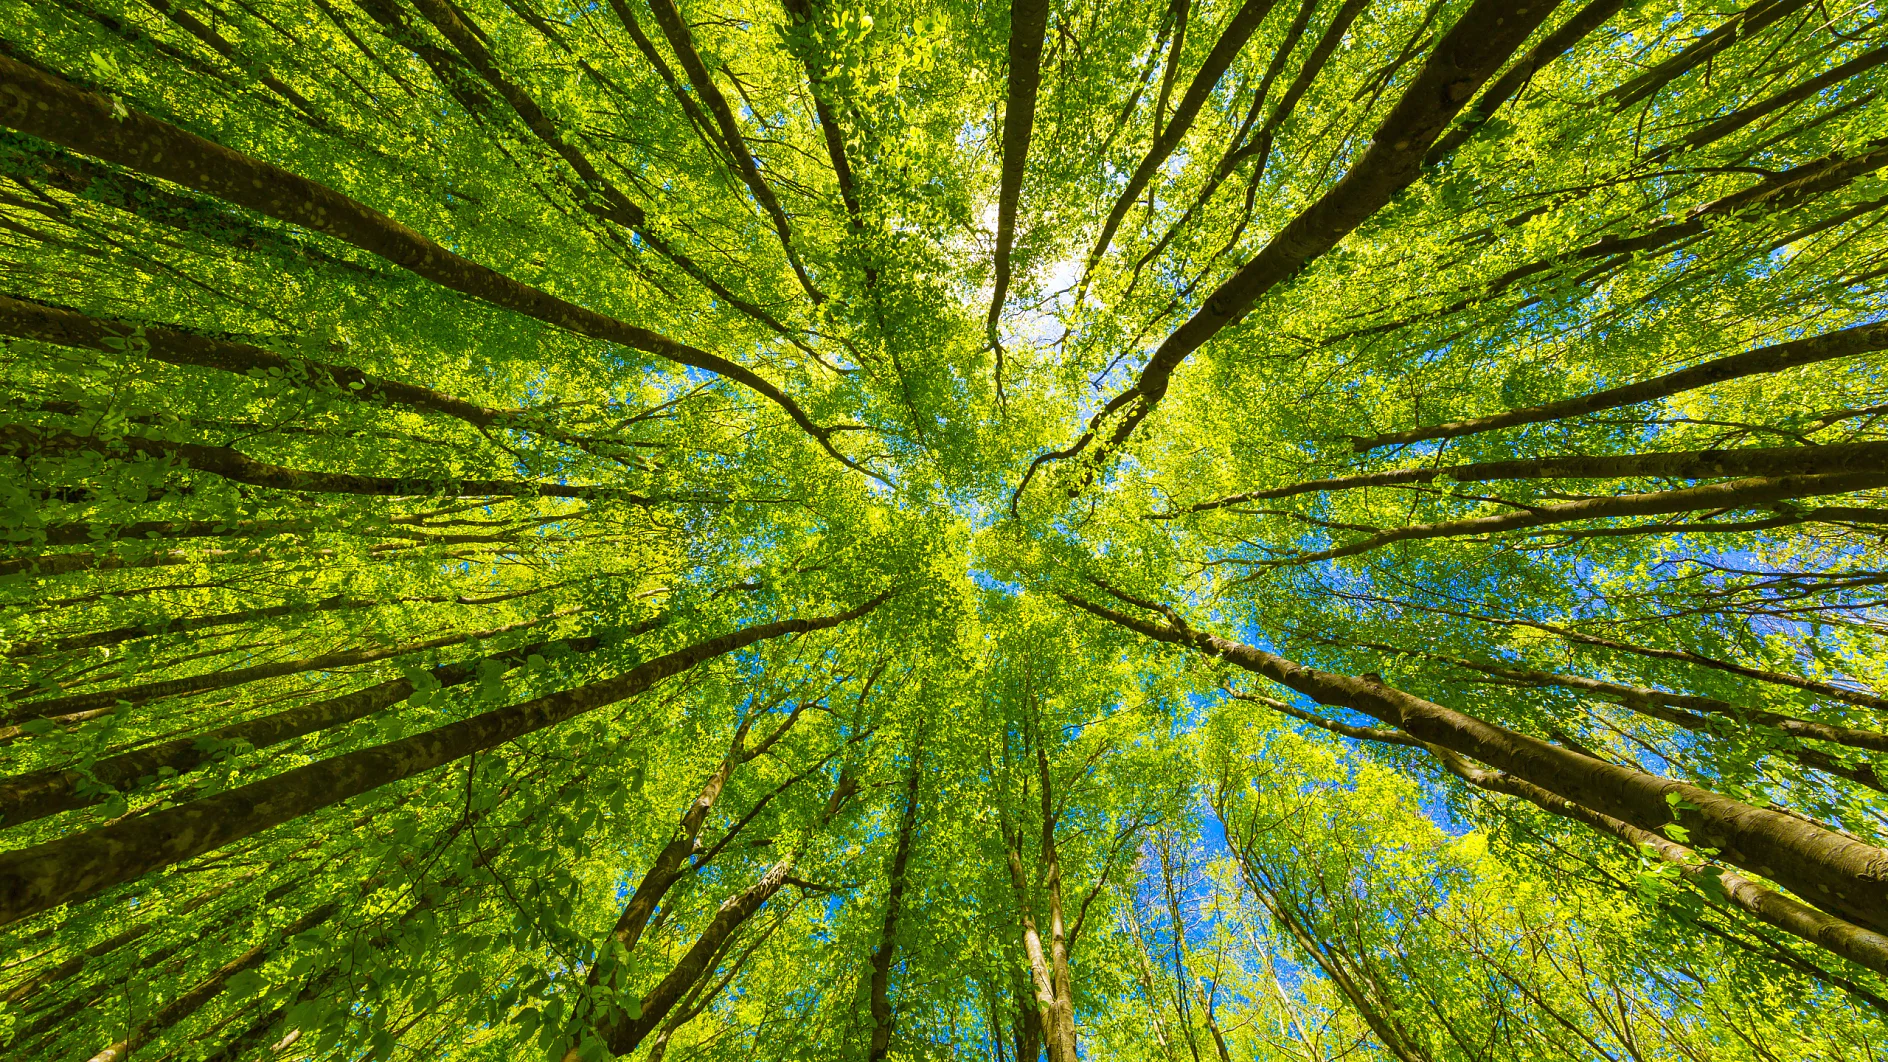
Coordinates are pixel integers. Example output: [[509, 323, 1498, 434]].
[[1000, 742, 1079, 1062], [1349, 319, 1888, 451], [0, 56, 858, 464], [1066, 593, 1888, 936], [4, 423, 638, 501], [985, 0, 1051, 359], [0, 625, 636, 827], [866, 740, 924, 1061], [0, 595, 885, 925], [4, 610, 576, 724], [81, 901, 340, 1062], [1022, 0, 1563, 483], [578, 701, 808, 1018]]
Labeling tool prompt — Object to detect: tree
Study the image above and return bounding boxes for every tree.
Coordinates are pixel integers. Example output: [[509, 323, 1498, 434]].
[[0, 0, 1884, 1058]]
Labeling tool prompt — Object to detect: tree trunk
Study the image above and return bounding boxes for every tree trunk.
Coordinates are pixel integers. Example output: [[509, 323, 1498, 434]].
[[4, 424, 637, 501], [0, 56, 853, 460], [0, 595, 885, 926], [4, 610, 575, 724], [1068, 594, 1888, 935], [0, 626, 633, 827], [866, 741, 924, 1061]]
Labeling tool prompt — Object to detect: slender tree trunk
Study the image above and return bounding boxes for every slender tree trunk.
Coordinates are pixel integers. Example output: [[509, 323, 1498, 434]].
[[1261, 470, 1888, 566], [7, 595, 367, 659], [597, 855, 796, 1055], [866, 740, 924, 1061], [1421, 744, 1888, 976], [636, 0, 820, 300], [583, 756, 864, 1057], [1216, 806, 1432, 1062], [1183, 436, 1888, 509], [4, 423, 637, 501], [1085, 0, 1280, 272], [1009, 964, 1044, 1062], [1036, 746, 1079, 1062], [1611, 0, 1816, 108], [1423, 0, 1631, 165], [1037, 0, 1563, 474], [4, 610, 575, 724], [0, 294, 670, 463], [0, 595, 885, 925], [578, 703, 806, 1013], [1350, 320, 1888, 451], [986, 0, 1050, 349], [1000, 743, 1079, 1062], [0, 625, 636, 827], [82, 901, 340, 1062], [0, 56, 854, 460]]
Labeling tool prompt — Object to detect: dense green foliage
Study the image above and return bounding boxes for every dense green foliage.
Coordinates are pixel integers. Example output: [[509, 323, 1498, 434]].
[[0, 0, 1885, 1057]]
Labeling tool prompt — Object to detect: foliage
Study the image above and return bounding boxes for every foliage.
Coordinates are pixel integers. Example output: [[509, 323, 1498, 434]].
[[0, 0, 1884, 1058]]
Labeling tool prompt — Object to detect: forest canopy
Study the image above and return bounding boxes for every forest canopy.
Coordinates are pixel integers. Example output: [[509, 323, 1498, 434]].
[[0, 0, 1886, 1058]]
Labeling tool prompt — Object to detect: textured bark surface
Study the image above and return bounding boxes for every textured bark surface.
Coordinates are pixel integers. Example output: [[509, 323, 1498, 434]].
[[1423, 746, 1888, 977], [985, 0, 1051, 338], [1610, 0, 1816, 108], [1423, 0, 1630, 166], [1178, 438, 1888, 512], [578, 705, 789, 1013], [602, 855, 797, 1054]]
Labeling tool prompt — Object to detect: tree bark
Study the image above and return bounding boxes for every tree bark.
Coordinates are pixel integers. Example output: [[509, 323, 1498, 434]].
[[3, 423, 641, 501], [0, 293, 609, 447], [986, 0, 1051, 344], [8, 592, 374, 658], [1259, 470, 1888, 567], [1423, 0, 1629, 166], [1180, 437, 1888, 513], [1084, 0, 1281, 270], [600, 855, 796, 1055], [578, 703, 805, 1011], [1300, 640, 1888, 754], [1021, 0, 1564, 491], [1421, 745, 1888, 977], [82, 900, 340, 1062], [1610, 0, 1817, 109], [638, 0, 821, 301]]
